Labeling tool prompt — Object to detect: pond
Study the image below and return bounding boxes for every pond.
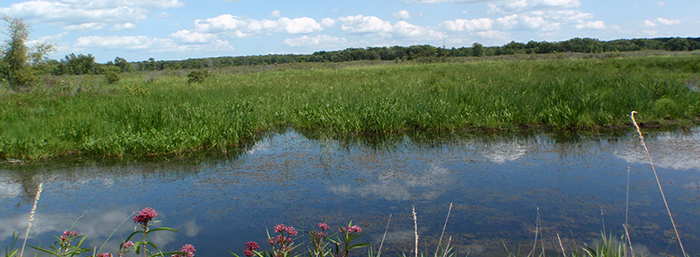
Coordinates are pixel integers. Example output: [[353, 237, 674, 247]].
[[1, 128, 699, 257]]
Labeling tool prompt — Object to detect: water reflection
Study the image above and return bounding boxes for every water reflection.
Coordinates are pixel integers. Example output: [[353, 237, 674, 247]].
[[614, 130, 700, 170], [1, 128, 699, 257]]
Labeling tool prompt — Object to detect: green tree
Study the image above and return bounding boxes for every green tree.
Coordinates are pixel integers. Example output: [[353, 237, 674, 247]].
[[1, 15, 32, 88], [666, 37, 690, 51], [472, 42, 485, 57]]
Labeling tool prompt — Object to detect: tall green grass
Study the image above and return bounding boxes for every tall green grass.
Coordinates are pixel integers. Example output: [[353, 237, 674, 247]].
[[1, 56, 699, 160]]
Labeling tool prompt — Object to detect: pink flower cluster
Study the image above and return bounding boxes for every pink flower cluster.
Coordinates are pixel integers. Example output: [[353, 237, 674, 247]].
[[340, 225, 362, 234], [318, 223, 330, 231], [133, 207, 158, 225], [96, 253, 113, 257], [121, 241, 134, 249], [171, 244, 196, 257], [244, 241, 260, 257], [60, 230, 80, 245], [273, 224, 298, 236]]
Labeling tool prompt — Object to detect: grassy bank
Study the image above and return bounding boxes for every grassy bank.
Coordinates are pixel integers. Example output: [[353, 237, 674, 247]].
[[1, 54, 699, 160]]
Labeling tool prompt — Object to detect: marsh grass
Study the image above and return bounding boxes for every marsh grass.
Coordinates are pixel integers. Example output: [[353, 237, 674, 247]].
[[1, 56, 699, 160]]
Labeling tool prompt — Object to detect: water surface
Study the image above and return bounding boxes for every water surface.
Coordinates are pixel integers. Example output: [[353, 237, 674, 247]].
[[1, 129, 699, 257]]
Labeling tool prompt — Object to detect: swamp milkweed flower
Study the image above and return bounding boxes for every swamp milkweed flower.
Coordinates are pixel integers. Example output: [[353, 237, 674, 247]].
[[133, 207, 158, 226], [171, 244, 196, 257], [244, 241, 260, 257]]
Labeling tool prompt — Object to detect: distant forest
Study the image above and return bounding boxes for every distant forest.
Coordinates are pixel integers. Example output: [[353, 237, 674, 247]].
[[42, 37, 700, 76]]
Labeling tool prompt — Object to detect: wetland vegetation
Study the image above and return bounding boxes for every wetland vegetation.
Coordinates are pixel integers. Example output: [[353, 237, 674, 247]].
[[2, 52, 700, 161]]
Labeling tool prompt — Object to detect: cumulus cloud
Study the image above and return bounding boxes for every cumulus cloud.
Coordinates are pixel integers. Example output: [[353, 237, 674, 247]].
[[576, 20, 605, 30], [0, 0, 183, 28], [642, 17, 681, 28], [270, 10, 281, 18], [488, 0, 581, 13], [283, 35, 348, 47], [393, 10, 411, 20], [112, 22, 136, 30], [338, 15, 393, 33], [75, 35, 234, 53], [64, 22, 106, 31], [441, 18, 494, 32], [171, 30, 217, 43], [193, 14, 326, 37]]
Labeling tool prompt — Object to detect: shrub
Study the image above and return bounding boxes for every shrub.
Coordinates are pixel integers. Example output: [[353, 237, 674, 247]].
[[187, 70, 211, 83]]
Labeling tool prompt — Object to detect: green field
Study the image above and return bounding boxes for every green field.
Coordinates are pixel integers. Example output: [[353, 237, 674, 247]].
[[1, 54, 699, 160]]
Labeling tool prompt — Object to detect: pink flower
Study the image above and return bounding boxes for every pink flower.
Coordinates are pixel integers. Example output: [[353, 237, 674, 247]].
[[285, 226, 298, 236], [63, 230, 79, 237], [180, 244, 196, 257], [97, 253, 113, 257], [245, 241, 260, 251], [245, 241, 260, 256], [318, 223, 330, 231], [122, 241, 134, 249], [274, 224, 286, 233], [133, 207, 158, 225], [342, 225, 362, 234]]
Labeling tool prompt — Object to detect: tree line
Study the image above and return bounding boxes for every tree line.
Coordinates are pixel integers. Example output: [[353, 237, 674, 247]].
[[132, 37, 700, 71], [1, 15, 699, 89]]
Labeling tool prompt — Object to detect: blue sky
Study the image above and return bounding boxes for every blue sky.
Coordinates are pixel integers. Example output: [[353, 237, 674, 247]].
[[1, 0, 697, 63]]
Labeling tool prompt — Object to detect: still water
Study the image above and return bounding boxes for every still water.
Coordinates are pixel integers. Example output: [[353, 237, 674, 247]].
[[1, 129, 699, 257]]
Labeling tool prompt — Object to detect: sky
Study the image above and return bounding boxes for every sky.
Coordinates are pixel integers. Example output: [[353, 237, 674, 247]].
[[1, 0, 698, 63]]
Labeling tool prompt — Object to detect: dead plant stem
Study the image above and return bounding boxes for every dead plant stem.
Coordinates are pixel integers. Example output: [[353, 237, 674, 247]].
[[630, 111, 687, 257]]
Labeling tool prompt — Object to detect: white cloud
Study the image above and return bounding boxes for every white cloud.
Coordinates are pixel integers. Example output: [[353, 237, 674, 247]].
[[193, 14, 325, 37], [171, 30, 217, 43], [393, 10, 411, 20], [643, 18, 681, 28], [283, 35, 348, 47], [112, 22, 136, 30], [441, 18, 494, 32], [488, 0, 581, 13], [655, 17, 681, 25], [270, 10, 281, 18], [74, 35, 234, 53], [63, 22, 105, 31], [0, 0, 182, 27], [338, 15, 393, 33], [157, 12, 172, 18], [576, 20, 605, 30], [393, 21, 446, 38], [476, 30, 509, 39], [321, 18, 336, 27], [278, 17, 324, 34]]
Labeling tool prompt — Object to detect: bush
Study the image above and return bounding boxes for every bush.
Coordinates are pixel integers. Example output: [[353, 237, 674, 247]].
[[187, 70, 211, 83], [105, 71, 119, 84]]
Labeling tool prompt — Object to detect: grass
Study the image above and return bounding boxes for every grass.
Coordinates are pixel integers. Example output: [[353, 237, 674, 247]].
[[1, 54, 699, 160]]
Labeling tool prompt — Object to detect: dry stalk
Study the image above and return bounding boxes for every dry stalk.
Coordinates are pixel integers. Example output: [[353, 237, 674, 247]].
[[623, 224, 635, 257], [377, 214, 392, 257], [20, 182, 43, 257], [412, 205, 418, 257], [556, 234, 566, 257], [528, 207, 540, 257], [434, 202, 453, 257], [630, 111, 687, 257], [625, 166, 631, 230], [441, 236, 452, 257]]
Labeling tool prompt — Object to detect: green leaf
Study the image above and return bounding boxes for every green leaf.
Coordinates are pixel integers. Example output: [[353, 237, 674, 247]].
[[29, 245, 61, 256]]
